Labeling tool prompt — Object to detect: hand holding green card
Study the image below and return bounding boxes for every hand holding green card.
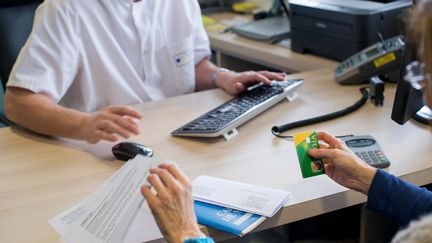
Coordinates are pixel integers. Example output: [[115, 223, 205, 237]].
[[294, 131, 324, 178]]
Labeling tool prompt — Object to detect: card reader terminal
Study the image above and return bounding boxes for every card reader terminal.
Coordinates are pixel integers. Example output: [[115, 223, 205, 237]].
[[335, 36, 405, 85], [341, 135, 390, 168]]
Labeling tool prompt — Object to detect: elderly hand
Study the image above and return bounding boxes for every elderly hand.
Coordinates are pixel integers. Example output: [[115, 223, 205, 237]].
[[141, 164, 205, 243], [216, 70, 286, 95], [308, 131, 377, 195], [80, 105, 143, 144]]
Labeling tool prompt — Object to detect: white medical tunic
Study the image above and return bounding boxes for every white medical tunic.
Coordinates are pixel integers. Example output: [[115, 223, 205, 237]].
[[7, 0, 211, 112]]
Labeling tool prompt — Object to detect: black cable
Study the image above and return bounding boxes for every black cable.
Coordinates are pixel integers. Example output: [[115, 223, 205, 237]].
[[278, 0, 290, 19], [271, 87, 370, 139]]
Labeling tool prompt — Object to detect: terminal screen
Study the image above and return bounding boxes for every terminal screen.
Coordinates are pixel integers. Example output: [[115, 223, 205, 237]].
[[365, 48, 380, 58]]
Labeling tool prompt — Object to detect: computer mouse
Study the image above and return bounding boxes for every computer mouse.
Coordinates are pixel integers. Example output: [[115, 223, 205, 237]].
[[112, 142, 153, 161]]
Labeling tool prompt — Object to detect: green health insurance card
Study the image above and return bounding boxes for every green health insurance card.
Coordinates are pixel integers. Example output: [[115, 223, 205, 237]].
[[294, 131, 324, 178]]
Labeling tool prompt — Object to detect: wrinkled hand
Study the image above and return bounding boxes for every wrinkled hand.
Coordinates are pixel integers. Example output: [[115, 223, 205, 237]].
[[217, 70, 286, 95], [308, 131, 377, 195], [80, 105, 143, 144], [141, 164, 205, 243]]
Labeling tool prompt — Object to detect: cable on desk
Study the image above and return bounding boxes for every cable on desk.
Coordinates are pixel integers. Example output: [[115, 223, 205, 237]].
[[271, 87, 369, 139], [278, 0, 290, 19]]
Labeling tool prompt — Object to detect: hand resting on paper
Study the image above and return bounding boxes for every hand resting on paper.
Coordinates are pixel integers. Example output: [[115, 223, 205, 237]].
[[141, 163, 208, 243]]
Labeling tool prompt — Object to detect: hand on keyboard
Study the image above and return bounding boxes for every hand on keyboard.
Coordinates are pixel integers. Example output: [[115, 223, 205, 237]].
[[215, 70, 286, 95]]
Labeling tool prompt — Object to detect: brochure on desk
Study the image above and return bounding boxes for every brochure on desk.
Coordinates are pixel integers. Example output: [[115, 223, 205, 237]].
[[194, 200, 266, 236], [192, 175, 291, 218]]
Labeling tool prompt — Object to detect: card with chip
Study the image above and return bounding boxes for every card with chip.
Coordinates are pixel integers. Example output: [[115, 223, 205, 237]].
[[294, 131, 324, 178]]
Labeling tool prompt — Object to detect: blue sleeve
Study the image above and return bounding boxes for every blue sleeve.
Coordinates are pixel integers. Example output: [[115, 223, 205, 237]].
[[366, 169, 432, 226], [184, 237, 215, 243]]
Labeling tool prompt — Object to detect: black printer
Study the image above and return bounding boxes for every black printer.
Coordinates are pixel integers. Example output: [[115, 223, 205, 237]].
[[289, 0, 412, 61]]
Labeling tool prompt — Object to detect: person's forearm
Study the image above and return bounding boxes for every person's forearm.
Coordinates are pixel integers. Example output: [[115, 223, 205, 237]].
[[194, 58, 218, 91], [4, 87, 89, 140], [366, 169, 432, 226]]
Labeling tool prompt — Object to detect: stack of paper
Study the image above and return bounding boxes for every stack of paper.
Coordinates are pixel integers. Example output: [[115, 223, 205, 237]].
[[192, 176, 291, 218]]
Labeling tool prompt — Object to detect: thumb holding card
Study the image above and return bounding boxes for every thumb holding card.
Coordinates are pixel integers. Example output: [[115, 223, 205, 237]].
[[294, 131, 325, 178]]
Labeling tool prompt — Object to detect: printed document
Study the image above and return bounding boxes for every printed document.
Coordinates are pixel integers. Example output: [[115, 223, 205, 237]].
[[192, 176, 291, 217], [122, 202, 163, 243], [49, 156, 162, 243]]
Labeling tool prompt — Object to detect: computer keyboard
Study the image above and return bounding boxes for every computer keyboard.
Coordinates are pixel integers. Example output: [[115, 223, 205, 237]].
[[171, 79, 304, 140]]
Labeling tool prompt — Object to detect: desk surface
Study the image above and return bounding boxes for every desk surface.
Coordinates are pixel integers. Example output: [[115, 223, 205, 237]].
[[206, 12, 339, 72], [1, 69, 431, 243]]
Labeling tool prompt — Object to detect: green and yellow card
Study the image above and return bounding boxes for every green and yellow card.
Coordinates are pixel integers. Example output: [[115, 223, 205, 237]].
[[294, 131, 324, 178]]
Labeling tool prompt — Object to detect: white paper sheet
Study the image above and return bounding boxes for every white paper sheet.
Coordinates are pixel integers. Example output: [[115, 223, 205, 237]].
[[122, 202, 163, 243], [192, 176, 291, 217], [49, 156, 162, 243]]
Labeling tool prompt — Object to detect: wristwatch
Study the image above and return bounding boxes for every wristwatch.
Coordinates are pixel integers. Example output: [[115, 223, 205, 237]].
[[210, 67, 231, 88]]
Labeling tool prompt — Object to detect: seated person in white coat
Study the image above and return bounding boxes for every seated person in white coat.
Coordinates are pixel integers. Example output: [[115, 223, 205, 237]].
[[4, 0, 285, 143]]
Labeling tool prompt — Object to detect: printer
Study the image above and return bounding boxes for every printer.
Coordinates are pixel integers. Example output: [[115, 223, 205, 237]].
[[289, 0, 412, 61]]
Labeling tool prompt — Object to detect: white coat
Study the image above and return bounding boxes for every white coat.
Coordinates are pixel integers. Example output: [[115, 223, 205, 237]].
[[8, 0, 211, 112]]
